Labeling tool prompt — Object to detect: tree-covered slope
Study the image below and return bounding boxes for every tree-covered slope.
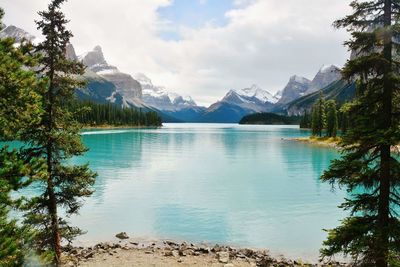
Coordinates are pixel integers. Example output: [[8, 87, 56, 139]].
[[285, 80, 356, 116]]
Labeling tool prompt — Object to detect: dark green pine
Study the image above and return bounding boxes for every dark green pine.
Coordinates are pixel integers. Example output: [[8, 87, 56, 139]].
[[320, 1, 400, 266]]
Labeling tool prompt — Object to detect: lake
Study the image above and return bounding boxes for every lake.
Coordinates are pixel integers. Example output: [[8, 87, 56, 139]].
[[70, 123, 346, 261]]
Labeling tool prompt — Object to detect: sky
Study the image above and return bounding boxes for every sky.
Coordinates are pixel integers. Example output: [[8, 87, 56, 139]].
[[1, 0, 351, 106]]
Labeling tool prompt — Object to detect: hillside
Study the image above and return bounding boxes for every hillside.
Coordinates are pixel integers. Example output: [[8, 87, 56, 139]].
[[284, 80, 356, 116]]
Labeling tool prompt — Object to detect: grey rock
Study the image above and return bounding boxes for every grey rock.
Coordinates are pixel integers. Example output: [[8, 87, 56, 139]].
[[115, 232, 129, 239], [217, 251, 230, 264]]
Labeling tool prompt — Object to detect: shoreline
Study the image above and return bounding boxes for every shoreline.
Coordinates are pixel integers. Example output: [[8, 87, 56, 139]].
[[62, 236, 348, 267], [81, 124, 162, 130], [287, 137, 341, 150]]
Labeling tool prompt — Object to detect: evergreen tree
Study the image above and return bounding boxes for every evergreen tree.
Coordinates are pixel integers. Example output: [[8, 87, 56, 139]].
[[321, 1, 400, 266], [311, 92, 326, 136], [21, 1, 96, 265], [0, 7, 44, 265], [311, 106, 319, 136], [325, 100, 338, 137], [300, 109, 310, 129]]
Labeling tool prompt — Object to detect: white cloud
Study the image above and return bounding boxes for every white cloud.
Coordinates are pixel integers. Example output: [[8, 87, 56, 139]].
[[0, 0, 351, 106]]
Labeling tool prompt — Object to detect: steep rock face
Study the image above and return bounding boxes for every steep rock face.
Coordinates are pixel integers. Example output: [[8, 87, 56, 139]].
[[0, 25, 35, 43], [79, 46, 143, 105], [66, 43, 78, 61], [304, 65, 341, 95], [276, 75, 311, 105]]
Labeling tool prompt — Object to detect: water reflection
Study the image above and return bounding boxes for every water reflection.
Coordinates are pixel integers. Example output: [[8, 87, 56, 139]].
[[67, 124, 346, 260]]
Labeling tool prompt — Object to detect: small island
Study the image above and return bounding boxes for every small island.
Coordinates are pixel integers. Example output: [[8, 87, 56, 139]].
[[239, 112, 300, 125]]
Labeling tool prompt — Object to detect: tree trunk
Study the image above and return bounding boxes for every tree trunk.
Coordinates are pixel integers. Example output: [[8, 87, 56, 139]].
[[377, 1, 392, 266], [46, 65, 61, 265]]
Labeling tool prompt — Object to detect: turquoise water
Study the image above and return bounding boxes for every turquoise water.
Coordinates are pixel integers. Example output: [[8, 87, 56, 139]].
[[70, 123, 346, 260]]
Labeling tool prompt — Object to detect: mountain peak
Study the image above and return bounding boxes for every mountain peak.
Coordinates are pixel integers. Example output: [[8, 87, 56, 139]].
[[230, 85, 278, 104], [319, 64, 340, 74], [289, 75, 310, 84], [79, 46, 108, 69], [0, 25, 35, 43], [93, 45, 103, 52]]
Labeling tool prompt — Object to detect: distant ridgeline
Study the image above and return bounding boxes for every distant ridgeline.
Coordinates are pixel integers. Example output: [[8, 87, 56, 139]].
[[70, 101, 162, 127], [239, 113, 300, 125]]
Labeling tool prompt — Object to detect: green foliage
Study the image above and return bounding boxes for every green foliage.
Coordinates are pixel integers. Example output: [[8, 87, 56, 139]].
[[325, 100, 338, 138], [320, 1, 400, 266], [70, 101, 162, 127], [311, 92, 326, 137], [286, 80, 356, 114], [239, 112, 300, 125], [15, 1, 97, 264], [299, 109, 311, 128], [0, 6, 47, 266]]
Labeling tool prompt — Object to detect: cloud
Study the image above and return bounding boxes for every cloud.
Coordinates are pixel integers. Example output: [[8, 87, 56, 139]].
[[0, 0, 351, 106]]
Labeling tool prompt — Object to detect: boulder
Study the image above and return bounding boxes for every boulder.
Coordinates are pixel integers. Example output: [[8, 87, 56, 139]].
[[217, 251, 230, 264], [115, 232, 129, 239]]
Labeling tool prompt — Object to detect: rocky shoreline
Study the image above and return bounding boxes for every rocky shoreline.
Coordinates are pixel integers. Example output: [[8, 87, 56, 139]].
[[61, 234, 348, 267]]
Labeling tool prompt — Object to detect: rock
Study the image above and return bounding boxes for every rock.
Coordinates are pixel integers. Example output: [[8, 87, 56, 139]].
[[144, 250, 154, 254], [224, 264, 234, 267], [115, 232, 129, 239], [84, 251, 95, 259], [164, 250, 179, 257], [217, 252, 230, 264], [164, 251, 173, 257], [178, 249, 187, 256], [212, 244, 221, 253]]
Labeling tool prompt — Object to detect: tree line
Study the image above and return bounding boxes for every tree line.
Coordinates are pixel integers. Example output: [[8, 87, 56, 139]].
[[299, 92, 350, 138], [70, 101, 162, 127]]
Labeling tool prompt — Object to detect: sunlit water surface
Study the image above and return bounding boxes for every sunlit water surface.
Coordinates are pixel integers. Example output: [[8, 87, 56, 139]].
[[66, 123, 346, 260]]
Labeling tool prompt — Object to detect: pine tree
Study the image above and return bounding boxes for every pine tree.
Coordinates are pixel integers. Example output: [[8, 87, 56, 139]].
[[311, 106, 319, 136], [21, 0, 96, 265], [316, 92, 326, 137], [311, 92, 326, 137], [0, 7, 44, 266], [325, 100, 338, 138], [320, 1, 400, 266], [300, 109, 310, 129]]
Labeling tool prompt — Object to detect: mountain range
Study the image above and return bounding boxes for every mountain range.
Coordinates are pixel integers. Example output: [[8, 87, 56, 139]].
[[0, 24, 353, 123]]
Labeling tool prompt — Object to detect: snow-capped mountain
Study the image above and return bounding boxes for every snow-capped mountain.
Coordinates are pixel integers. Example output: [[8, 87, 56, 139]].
[[225, 84, 279, 105], [134, 73, 197, 111], [0, 25, 36, 43], [304, 65, 341, 95], [276, 75, 311, 105], [79, 46, 144, 107], [200, 85, 277, 123]]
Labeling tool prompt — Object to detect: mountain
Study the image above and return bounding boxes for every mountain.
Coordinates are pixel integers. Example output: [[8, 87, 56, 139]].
[[304, 65, 342, 95], [134, 73, 206, 122], [285, 79, 356, 116], [78, 46, 145, 108], [276, 75, 311, 105], [200, 85, 278, 123], [0, 25, 36, 43]]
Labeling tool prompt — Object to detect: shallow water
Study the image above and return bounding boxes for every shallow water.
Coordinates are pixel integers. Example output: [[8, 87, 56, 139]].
[[69, 123, 346, 260]]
